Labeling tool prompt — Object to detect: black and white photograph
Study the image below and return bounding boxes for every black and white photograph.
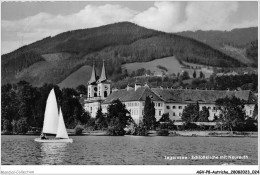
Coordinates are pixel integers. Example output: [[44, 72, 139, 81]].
[[1, 1, 259, 174]]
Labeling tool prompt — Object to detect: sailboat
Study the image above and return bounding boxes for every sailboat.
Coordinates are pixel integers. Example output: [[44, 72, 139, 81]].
[[35, 89, 73, 143]]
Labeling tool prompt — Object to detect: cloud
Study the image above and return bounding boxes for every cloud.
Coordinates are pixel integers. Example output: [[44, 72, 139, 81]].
[[133, 2, 181, 32], [1, 4, 137, 54], [1, 2, 258, 54], [133, 1, 257, 32]]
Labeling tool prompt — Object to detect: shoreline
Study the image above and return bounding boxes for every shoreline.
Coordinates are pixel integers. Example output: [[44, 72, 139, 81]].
[[1, 131, 258, 137]]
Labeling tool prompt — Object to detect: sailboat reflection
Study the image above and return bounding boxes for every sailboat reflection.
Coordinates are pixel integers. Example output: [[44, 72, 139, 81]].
[[39, 142, 68, 165]]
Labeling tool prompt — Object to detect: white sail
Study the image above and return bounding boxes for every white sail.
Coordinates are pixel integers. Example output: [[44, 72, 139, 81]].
[[42, 89, 59, 134], [56, 108, 69, 139]]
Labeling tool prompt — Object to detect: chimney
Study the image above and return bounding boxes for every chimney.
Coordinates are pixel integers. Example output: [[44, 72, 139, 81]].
[[126, 84, 131, 91], [135, 79, 141, 91]]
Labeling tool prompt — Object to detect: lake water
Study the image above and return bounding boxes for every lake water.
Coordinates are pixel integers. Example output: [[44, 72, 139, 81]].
[[1, 135, 258, 165]]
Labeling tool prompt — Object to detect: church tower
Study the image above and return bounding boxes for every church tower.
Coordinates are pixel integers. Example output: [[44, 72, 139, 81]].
[[88, 64, 98, 98], [97, 61, 111, 99]]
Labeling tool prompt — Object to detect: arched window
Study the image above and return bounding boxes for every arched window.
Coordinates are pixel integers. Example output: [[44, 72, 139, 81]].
[[104, 91, 108, 97]]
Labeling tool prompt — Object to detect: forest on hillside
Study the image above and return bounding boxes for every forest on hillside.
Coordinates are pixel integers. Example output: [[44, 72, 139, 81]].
[[1, 22, 248, 86]]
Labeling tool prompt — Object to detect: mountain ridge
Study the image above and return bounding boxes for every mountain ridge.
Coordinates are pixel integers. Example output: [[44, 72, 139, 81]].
[[1, 22, 256, 87]]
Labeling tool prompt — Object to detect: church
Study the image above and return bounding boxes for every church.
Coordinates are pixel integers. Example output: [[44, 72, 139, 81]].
[[83, 61, 111, 118], [82, 63, 257, 125]]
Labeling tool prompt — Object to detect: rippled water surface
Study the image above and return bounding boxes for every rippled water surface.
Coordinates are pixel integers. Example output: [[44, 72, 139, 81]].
[[1, 135, 258, 165]]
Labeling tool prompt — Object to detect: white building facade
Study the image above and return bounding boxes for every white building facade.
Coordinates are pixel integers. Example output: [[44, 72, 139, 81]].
[[83, 64, 257, 125]]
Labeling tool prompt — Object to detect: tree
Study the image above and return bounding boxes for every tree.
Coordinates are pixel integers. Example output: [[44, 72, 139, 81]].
[[200, 71, 204, 78], [215, 96, 246, 131], [2, 119, 12, 133], [158, 113, 170, 123], [80, 111, 91, 125], [252, 103, 258, 120], [1, 84, 18, 122], [107, 99, 132, 135], [182, 71, 190, 80], [76, 85, 87, 95], [143, 96, 156, 130], [95, 107, 107, 130], [158, 113, 171, 130], [193, 70, 196, 78], [61, 88, 84, 128], [74, 125, 84, 135], [15, 118, 29, 134], [198, 106, 209, 122], [182, 102, 200, 123]]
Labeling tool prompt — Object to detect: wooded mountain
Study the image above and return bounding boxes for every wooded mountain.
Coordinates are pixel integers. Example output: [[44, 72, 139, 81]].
[[1, 22, 252, 87], [177, 27, 258, 66]]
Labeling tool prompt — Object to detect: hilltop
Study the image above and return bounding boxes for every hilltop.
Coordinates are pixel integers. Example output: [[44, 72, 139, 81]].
[[177, 27, 258, 67], [1, 22, 250, 87]]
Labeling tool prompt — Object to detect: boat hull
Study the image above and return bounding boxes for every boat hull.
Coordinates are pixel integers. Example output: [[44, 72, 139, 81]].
[[34, 138, 73, 143]]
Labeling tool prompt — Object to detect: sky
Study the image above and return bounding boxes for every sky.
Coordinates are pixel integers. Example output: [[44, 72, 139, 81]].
[[1, 1, 258, 54]]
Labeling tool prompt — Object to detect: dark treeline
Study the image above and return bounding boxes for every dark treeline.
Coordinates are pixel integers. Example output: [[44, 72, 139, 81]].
[[1, 81, 90, 134], [214, 74, 258, 91], [111, 70, 257, 93]]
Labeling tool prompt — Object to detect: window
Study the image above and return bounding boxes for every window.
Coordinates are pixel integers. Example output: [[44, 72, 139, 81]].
[[179, 106, 182, 109], [166, 106, 170, 109], [250, 110, 252, 115], [158, 103, 161, 107], [213, 107, 216, 110], [173, 112, 175, 116], [208, 107, 211, 110], [142, 102, 145, 106], [172, 106, 176, 109], [159, 110, 162, 116]]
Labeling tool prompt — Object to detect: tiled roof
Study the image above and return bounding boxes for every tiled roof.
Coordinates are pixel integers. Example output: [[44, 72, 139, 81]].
[[102, 87, 163, 104], [151, 88, 257, 104], [83, 86, 257, 105]]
